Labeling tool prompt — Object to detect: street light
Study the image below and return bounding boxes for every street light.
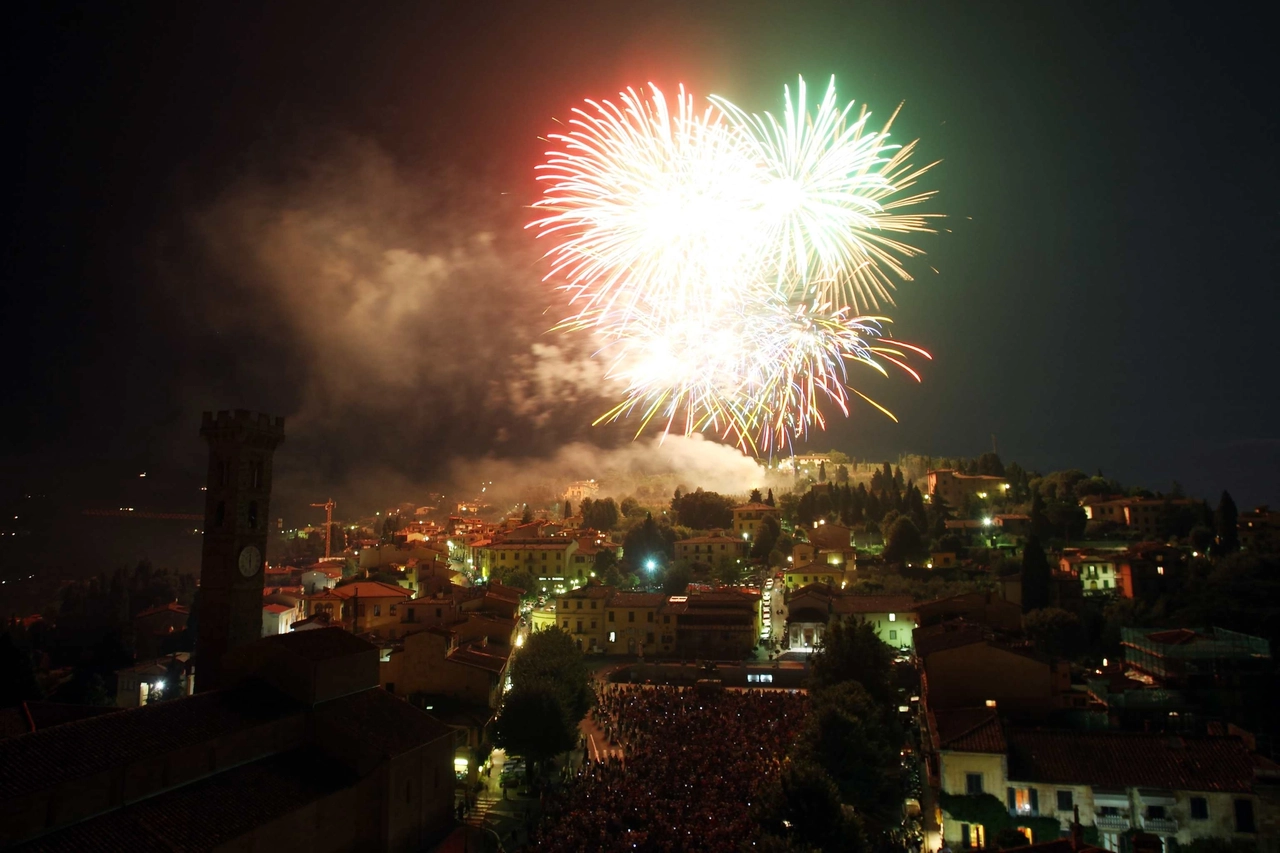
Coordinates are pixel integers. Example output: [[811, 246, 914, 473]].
[[645, 559, 656, 573]]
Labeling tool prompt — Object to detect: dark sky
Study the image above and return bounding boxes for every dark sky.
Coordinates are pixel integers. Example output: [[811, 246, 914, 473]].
[[4, 0, 1277, 540]]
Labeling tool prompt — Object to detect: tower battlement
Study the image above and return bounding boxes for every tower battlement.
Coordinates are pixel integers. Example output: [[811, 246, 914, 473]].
[[201, 409, 286, 435]]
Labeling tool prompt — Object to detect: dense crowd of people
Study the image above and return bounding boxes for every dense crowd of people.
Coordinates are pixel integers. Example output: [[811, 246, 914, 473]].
[[533, 684, 809, 852]]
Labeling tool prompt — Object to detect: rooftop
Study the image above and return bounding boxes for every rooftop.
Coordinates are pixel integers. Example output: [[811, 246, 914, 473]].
[[1006, 729, 1256, 793], [262, 627, 377, 662], [931, 707, 1006, 753]]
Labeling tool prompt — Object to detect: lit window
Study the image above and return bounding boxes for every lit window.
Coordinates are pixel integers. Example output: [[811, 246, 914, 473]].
[[608, 631, 616, 642], [888, 613, 897, 622]]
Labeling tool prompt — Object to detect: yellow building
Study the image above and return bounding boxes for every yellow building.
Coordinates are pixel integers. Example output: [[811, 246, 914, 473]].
[[675, 533, 745, 562], [784, 542, 853, 589], [926, 707, 1271, 852], [302, 580, 414, 638], [604, 592, 673, 656], [732, 502, 781, 542], [555, 584, 612, 652], [380, 627, 511, 710], [477, 538, 581, 587]]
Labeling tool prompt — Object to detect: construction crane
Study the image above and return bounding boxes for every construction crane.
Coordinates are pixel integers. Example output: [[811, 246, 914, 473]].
[[310, 498, 336, 559]]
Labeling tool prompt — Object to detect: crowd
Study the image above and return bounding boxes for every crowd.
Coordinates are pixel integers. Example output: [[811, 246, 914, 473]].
[[533, 684, 810, 852]]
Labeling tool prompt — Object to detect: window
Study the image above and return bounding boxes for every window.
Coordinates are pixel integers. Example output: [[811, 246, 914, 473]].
[[1009, 787, 1037, 815], [663, 614, 670, 624], [373, 605, 381, 617], [646, 632, 654, 644], [590, 620, 596, 629], [608, 612, 615, 622], [1234, 799, 1256, 833], [961, 823, 985, 849], [390, 605, 397, 615], [562, 620, 569, 628], [966, 773, 984, 795], [609, 631, 616, 642], [1056, 791, 1073, 813], [647, 612, 654, 622], [628, 611, 635, 622], [576, 600, 583, 610], [590, 600, 597, 609], [436, 608, 442, 617], [889, 613, 897, 622], [576, 620, 583, 633], [251, 459, 263, 489], [1147, 806, 1166, 820], [1189, 797, 1208, 820], [248, 501, 258, 529]]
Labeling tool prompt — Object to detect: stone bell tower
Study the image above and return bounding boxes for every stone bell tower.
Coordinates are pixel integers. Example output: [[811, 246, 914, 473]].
[[194, 410, 286, 692]]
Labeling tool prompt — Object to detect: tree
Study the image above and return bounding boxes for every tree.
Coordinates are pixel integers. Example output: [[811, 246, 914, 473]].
[[818, 462, 827, 483], [1023, 608, 1082, 659], [835, 464, 850, 485], [1215, 491, 1239, 555], [753, 760, 867, 853], [563, 499, 572, 519], [582, 497, 619, 532], [881, 517, 926, 565], [619, 496, 640, 518], [662, 562, 693, 595], [765, 488, 776, 507], [1045, 500, 1087, 543], [827, 450, 851, 465], [520, 504, 533, 524], [712, 556, 743, 587], [491, 682, 578, 773], [623, 513, 675, 569], [504, 569, 538, 597], [976, 452, 1005, 477], [794, 683, 897, 819], [510, 626, 593, 721], [750, 488, 764, 504], [751, 514, 783, 561], [1021, 537, 1052, 612], [671, 489, 735, 530], [1029, 491, 1050, 541], [809, 616, 895, 708]]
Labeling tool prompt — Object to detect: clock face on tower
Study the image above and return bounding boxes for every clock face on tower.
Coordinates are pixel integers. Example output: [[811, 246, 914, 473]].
[[238, 545, 262, 578]]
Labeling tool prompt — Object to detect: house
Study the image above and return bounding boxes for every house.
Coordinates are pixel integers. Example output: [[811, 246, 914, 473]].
[[917, 592, 1023, 632], [131, 602, 189, 660], [783, 586, 916, 651], [675, 533, 746, 562], [555, 583, 614, 652], [113, 653, 193, 707], [669, 589, 760, 659], [477, 538, 581, 585], [925, 707, 1277, 852], [1082, 498, 1194, 540], [731, 501, 781, 542], [926, 470, 1010, 506], [915, 620, 1072, 714], [603, 592, 672, 656], [0, 629, 456, 851], [1239, 506, 1280, 551], [380, 627, 512, 710], [262, 602, 297, 636], [302, 580, 415, 638]]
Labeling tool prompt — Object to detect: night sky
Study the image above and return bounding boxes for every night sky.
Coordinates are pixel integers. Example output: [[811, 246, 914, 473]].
[[4, 1, 1277, 562]]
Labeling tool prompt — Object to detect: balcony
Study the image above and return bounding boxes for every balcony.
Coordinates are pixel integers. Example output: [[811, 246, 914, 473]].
[[1094, 815, 1132, 833], [1143, 818, 1179, 835]]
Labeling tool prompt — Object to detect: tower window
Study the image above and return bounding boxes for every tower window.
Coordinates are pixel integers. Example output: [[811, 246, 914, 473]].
[[248, 501, 258, 530], [250, 459, 263, 489]]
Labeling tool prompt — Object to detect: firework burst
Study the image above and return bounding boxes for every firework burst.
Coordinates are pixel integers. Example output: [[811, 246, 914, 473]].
[[531, 76, 939, 453]]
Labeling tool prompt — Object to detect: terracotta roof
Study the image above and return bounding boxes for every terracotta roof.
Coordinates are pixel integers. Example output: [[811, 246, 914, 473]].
[[561, 584, 612, 599], [326, 581, 413, 599], [0, 702, 122, 742], [608, 592, 666, 608], [487, 582, 525, 599], [261, 627, 376, 662], [448, 644, 510, 674], [17, 750, 353, 852], [932, 707, 1006, 753], [1006, 729, 1256, 793], [133, 602, 189, 620], [913, 620, 989, 658], [677, 535, 740, 544], [832, 595, 917, 615], [262, 604, 293, 615], [732, 502, 777, 512], [315, 688, 453, 757], [0, 685, 302, 800]]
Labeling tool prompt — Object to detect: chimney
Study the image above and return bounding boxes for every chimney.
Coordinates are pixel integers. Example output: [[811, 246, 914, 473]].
[[1071, 805, 1083, 850]]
